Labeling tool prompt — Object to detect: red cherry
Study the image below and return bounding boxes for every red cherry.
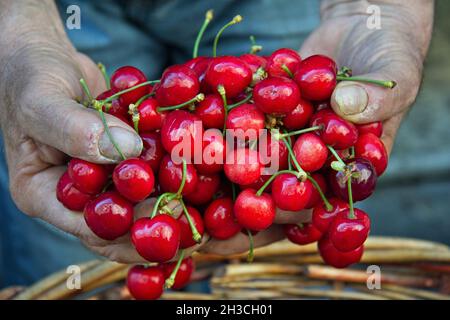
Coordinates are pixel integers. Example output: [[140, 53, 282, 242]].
[[68, 158, 108, 195], [131, 215, 180, 262], [356, 121, 383, 138], [294, 55, 337, 101], [113, 158, 154, 202], [292, 133, 328, 172], [184, 173, 220, 206], [225, 103, 265, 140], [305, 173, 327, 209], [354, 133, 388, 176], [324, 148, 351, 168], [136, 98, 167, 132], [205, 56, 252, 98], [234, 189, 276, 231], [240, 174, 273, 192], [283, 223, 323, 245], [253, 77, 300, 115], [177, 206, 204, 249], [155, 64, 200, 106], [314, 113, 358, 150], [96, 89, 128, 118], [56, 171, 93, 211], [271, 174, 313, 211], [195, 128, 225, 175], [158, 155, 198, 195], [224, 148, 262, 186], [139, 132, 165, 172], [266, 48, 302, 78], [84, 191, 134, 240], [127, 265, 164, 300], [260, 133, 289, 171], [194, 94, 225, 129], [185, 56, 211, 92], [110, 66, 148, 107], [240, 54, 267, 73], [329, 208, 371, 252], [312, 198, 349, 233], [204, 197, 242, 240], [162, 257, 195, 290], [283, 98, 314, 131], [318, 236, 364, 268]]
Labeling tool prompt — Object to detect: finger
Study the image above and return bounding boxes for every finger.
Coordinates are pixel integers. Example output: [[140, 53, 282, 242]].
[[381, 112, 405, 156], [274, 208, 312, 224], [134, 198, 183, 220]]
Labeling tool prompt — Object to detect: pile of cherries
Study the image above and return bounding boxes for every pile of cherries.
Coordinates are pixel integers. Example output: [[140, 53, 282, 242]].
[[56, 12, 393, 299]]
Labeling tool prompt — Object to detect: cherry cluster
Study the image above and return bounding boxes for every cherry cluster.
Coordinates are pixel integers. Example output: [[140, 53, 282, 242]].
[[56, 11, 393, 299]]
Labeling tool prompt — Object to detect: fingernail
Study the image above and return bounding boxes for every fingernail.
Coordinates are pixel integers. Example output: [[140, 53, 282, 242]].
[[334, 84, 369, 115], [99, 127, 142, 161]]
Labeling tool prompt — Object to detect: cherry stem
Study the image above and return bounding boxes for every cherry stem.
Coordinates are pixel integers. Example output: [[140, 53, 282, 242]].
[[347, 175, 356, 219], [79, 78, 94, 101], [280, 137, 307, 180], [150, 192, 173, 219], [129, 93, 153, 134], [213, 15, 243, 57], [282, 129, 293, 171], [217, 85, 228, 133], [176, 159, 187, 197], [276, 126, 322, 139], [249, 35, 262, 54], [307, 174, 332, 211], [227, 92, 253, 111], [327, 145, 346, 165], [246, 229, 254, 262], [164, 250, 185, 289], [193, 10, 214, 58], [180, 198, 202, 243], [350, 146, 355, 158], [336, 75, 397, 89], [157, 93, 204, 112], [97, 62, 110, 89], [256, 169, 301, 196], [281, 64, 294, 78], [100, 80, 160, 104]]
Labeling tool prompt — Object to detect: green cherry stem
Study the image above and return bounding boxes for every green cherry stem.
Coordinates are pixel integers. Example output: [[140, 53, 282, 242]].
[[217, 85, 228, 133], [164, 250, 185, 289], [176, 159, 188, 198], [129, 93, 154, 134], [307, 174, 332, 211], [276, 126, 322, 139], [249, 35, 262, 54], [227, 92, 253, 111], [100, 80, 160, 104], [327, 145, 346, 165], [336, 75, 397, 89], [97, 62, 110, 89], [79, 78, 94, 101], [180, 198, 202, 243], [157, 93, 205, 112], [150, 192, 174, 219], [213, 15, 243, 57], [246, 229, 254, 262], [281, 64, 294, 78], [193, 10, 214, 58], [256, 170, 302, 196], [347, 175, 356, 219], [280, 137, 307, 180]]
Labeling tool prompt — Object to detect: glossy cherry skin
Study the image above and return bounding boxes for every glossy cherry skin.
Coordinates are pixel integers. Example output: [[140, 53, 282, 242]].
[[205, 56, 252, 98], [318, 236, 364, 268], [160, 110, 204, 159], [266, 48, 302, 78], [185, 56, 211, 92], [283, 98, 314, 131], [329, 208, 370, 252], [56, 171, 93, 211], [260, 133, 289, 171], [253, 77, 300, 115], [357, 121, 383, 138], [294, 55, 337, 101], [110, 66, 148, 107], [113, 158, 155, 202], [131, 214, 180, 262], [136, 98, 167, 132], [196, 128, 225, 175], [127, 265, 164, 300], [225, 104, 265, 140], [204, 197, 242, 240], [314, 112, 358, 150], [234, 189, 276, 231], [67, 158, 108, 195], [224, 148, 262, 186], [283, 223, 323, 245], [155, 64, 200, 106], [96, 89, 128, 118], [329, 157, 377, 202], [139, 132, 165, 172], [240, 54, 267, 73], [158, 155, 198, 196], [354, 133, 388, 176], [271, 174, 313, 211], [84, 191, 134, 240], [305, 173, 327, 209], [194, 94, 225, 129], [162, 257, 195, 290], [312, 197, 349, 233], [184, 173, 220, 206], [292, 133, 328, 172], [177, 206, 205, 249]]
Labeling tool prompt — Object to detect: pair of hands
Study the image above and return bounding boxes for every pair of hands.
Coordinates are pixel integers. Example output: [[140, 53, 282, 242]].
[[0, 0, 433, 263]]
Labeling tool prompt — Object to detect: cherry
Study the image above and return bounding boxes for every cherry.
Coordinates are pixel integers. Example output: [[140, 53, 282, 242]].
[[195, 128, 225, 175], [139, 132, 165, 172], [240, 174, 272, 192], [324, 148, 351, 168], [356, 121, 383, 138], [131, 214, 180, 262], [266, 48, 302, 78], [225, 103, 265, 140], [185, 56, 211, 91], [354, 133, 388, 176], [240, 53, 267, 73], [155, 64, 200, 106], [96, 89, 128, 118], [84, 191, 134, 240], [159, 155, 198, 196], [56, 171, 93, 211], [224, 148, 262, 186], [177, 206, 204, 248], [329, 157, 377, 202], [110, 66, 148, 107], [205, 56, 252, 98], [127, 265, 164, 300], [162, 257, 195, 290], [292, 133, 328, 172], [313, 112, 358, 150], [329, 208, 370, 252], [194, 94, 225, 129], [260, 133, 289, 171], [283, 98, 314, 131], [135, 98, 167, 132], [67, 158, 108, 195], [184, 173, 220, 206], [204, 197, 242, 240], [294, 55, 337, 101], [283, 223, 323, 245], [253, 77, 300, 115], [312, 197, 349, 233], [234, 189, 276, 231], [318, 236, 364, 268], [305, 173, 327, 209], [113, 158, 154, 202], [271, 173, 313, 211]]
